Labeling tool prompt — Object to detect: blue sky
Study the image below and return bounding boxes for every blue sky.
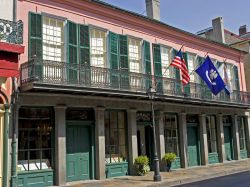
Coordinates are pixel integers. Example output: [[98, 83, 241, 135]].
[[101, 0, 249, 34]]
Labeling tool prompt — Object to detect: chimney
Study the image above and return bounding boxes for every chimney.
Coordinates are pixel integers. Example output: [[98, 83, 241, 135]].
[[145, 0, 160, 21], [212, 17, 225, 43], [239, 25, 247, 36]]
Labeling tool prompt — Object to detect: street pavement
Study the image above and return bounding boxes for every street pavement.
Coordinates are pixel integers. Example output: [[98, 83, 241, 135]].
[[64, 159, 250, 187], [175, 171, 250, 187]]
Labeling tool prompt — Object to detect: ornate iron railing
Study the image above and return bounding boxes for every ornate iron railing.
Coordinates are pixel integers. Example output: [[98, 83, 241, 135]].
[[20, 59, 250, 105], [0, 19, 23, 44]]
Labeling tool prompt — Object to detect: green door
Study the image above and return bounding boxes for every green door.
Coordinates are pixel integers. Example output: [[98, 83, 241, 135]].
[[224, 126, 234, 161], [66, 124, 91, 182], [187, 126, 200, 167]]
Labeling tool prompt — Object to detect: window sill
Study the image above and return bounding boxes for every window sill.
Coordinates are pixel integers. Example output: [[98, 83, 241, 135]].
[[17, 169, 54, 174]]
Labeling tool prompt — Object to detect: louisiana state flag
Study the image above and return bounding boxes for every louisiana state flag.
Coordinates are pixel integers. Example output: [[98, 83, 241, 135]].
[[195, 56, 225, 95]]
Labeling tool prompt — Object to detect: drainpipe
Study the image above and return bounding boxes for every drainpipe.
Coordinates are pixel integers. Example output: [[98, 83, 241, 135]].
[[1, 90, 10, 187], [10, 77, 19, 187], [13, 0, 17, 22]]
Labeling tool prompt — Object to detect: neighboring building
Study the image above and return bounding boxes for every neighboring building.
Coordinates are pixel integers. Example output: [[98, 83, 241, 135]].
[[197, 18, 250, 92], [0, 17, 24, 187], [11, 0, 250, 186]]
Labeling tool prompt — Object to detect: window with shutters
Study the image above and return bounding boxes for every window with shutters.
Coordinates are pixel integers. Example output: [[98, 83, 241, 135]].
[[164, 114, 180, 156], [187, 54, 198, 83], [42, 16, 65, 81], [90, 28, 107, 68], [129, 37, 142, 88], [206, 115, 217, 153]]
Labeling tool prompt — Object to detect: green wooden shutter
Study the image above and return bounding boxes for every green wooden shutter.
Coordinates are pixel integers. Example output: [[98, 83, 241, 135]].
[[67, 21, 78, 83], [109, 32, 119, 88], [79, 25, 90, 85], [172, 49, 181, 94], [119, 35, 129, 89], [79, 25, 90, 65], [28, 12, 42, 78], [183, 52, 190, 96], [143, 41, 152, 89], [153, 44, 162, 92], [234, 66, 240, 91]]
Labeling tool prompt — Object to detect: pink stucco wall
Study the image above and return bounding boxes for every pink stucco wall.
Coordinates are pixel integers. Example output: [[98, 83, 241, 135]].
[[17, 0, 246, 91]]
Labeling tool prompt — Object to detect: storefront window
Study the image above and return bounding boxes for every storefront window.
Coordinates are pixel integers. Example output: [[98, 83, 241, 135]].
[[18, 107, 54, 171], [105, 111, 127, 164], [238, 116, 246, 150], [164, 114, 179, 156], [206, 115, 217, 153]]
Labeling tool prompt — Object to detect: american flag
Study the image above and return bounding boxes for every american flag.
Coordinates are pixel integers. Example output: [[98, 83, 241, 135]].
[[170, 49, 190, 85]]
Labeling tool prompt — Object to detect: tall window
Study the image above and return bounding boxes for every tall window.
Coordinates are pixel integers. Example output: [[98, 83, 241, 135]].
[[43, 16, 64, 62], [129, 38, 141, 73], [18, 107, 54, 171], [206, 115, 217, 153], [164, 114, 179, 156], [188, 54, 199, 83], [42, 16, 64, 81], [238, 116, 247, 150], [161, 47, 174, 78], [90, 28, 107, 68], [105, 111, 127, 164]]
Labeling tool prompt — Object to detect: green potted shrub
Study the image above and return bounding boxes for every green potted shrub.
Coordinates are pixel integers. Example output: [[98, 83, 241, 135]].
[[163, 152, 176, 172], [134, 156, 150, 176]]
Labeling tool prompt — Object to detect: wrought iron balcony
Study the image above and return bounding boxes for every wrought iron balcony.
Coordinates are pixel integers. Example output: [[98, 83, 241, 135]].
[[0, 19, 23, 44], [20, 59, 250, 107]]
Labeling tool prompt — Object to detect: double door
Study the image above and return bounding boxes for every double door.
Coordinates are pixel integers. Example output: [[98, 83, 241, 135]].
[[223, 125, 234, 161]]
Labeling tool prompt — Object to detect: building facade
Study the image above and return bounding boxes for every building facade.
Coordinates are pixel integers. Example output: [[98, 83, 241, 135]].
[[0, 17, 24, 187], [10, 0, 250, 186]]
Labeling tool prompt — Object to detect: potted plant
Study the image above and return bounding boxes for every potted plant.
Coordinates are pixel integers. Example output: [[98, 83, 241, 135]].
[[163, 152, 176, 172], [134, 156, 150, 176]]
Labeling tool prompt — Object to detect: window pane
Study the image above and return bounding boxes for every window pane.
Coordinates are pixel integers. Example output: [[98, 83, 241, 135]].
[[90, 29, 107, 67], [18, 108, 54, 171], [164, 114, 179, 156], [105, 111, 127, 163], [118, 112, 125, 129]]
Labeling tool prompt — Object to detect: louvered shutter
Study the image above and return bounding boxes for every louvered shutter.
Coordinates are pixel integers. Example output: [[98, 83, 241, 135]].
[[109, 32, 119, 88], [172, 49, 181, 94], [183, 52, 190, 96], [67, 21, 78, 83], [153, 44, 163, 93], [234, 66, 240, 91], [143, 41, 152, 90], [29, 12, 42, 78], [119, 35, 129, 89], [79, 25, 90, 85]]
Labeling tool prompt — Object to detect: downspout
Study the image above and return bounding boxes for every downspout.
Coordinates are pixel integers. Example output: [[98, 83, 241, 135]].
[[1, 90, 10, 187], [13, 0, 17, 22], [10, 77, 19, 187]]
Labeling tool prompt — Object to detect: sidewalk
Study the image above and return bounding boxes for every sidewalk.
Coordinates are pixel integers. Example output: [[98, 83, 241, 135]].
[[66, 159, 250, 187]]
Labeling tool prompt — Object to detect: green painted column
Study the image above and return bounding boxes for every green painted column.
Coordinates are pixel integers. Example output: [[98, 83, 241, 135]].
[[2, 104, 10, 187]]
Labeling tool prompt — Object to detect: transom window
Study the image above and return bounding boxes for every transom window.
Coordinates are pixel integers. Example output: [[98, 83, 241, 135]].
[[129, 38, 141, 73], [238, 116, 247, 150], [18, 107, 54, 171], [164, 114, 179, 156], [42, 16, 64, 62], [206, 115, 217, 153], [105, 111, 127, 164], [90, 28, 107, 67]]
